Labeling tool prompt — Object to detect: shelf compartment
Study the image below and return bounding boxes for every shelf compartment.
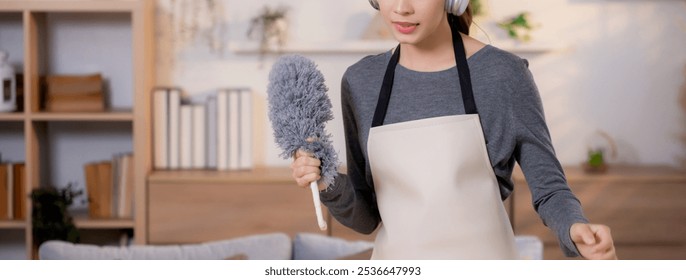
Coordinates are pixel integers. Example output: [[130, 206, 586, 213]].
[[32, 12, 135, 113], [0, 12, 25, 115]]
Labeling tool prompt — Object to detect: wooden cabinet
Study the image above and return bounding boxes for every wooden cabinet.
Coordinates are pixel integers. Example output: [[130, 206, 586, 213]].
[[146, 168, 376, 244], [0, 0, 154, 259], [511, 165, 686, 259]]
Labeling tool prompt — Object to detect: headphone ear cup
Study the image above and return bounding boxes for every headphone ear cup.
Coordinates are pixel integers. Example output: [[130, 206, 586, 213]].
[[369, 0, 380, 10], [446, 0, 469, 16]]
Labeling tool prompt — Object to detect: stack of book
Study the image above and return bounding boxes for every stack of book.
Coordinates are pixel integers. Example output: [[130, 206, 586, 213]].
[[0, 161, 26, 221], [83, 153, 134, 219], [153, 87, 253, 171], [45, 74, 104, 112]]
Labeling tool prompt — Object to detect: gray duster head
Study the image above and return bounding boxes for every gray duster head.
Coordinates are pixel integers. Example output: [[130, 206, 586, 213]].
[[267, 54, 338, 186]]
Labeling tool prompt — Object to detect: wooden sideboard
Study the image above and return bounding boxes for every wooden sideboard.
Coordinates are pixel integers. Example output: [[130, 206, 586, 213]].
[[511, 165, 686, 260], [146, 168, 374, 244]]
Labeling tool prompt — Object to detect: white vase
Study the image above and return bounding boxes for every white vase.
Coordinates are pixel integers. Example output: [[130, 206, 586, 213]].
[[0, 50, 17, 113]]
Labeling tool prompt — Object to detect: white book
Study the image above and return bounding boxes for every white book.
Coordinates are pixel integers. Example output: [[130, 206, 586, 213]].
[[168, 89, 181, 169], [192, 104, 206, 169], [239, 89, 253, 170], [205, 95, 218, 169], [217, 90, 229, 170], [153, 88, 169, 169], [180, 105, 193, 169], [228, 90, 240, 170]]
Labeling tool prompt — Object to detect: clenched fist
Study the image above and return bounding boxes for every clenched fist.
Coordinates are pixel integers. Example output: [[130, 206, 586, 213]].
[[570, 223, 617, 260]]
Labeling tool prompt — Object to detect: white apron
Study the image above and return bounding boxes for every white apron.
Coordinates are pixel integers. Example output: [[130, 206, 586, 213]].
[[367, 29, 517, 260]]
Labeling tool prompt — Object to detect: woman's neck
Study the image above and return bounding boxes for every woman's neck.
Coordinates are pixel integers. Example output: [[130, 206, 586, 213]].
[[397, 23, 487, 72], [398, 20, 455, 72]]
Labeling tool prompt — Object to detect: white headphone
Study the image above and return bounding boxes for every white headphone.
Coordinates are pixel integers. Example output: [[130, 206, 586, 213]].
[[368, 0, 469, 16]]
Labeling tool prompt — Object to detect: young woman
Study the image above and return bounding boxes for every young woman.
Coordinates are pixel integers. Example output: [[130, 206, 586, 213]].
[[291, 0, 617, 259]]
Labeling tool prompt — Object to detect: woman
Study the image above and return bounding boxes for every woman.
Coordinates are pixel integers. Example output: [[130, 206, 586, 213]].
[[291, 0, 616, 260]]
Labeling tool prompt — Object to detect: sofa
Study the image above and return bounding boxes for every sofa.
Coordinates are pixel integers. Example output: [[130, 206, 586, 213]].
[[38, 233, 543, 260]]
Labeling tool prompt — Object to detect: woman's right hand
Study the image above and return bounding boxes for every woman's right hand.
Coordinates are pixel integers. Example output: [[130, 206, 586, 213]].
[[291, 149, 326, 191]]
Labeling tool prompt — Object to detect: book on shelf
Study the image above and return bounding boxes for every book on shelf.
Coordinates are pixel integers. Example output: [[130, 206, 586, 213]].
[[84, 162, 100, 218], [152, 87, 253, 171], [228, 90, 240, 170], [112, 153, 134, 218], [120, 154, 134, 218], [153, 87, 181, 169], [179, 104, 193, 169], [45, 73, 104, 112], [205, 95, 218, 169], [0, 162, 26, 220], [96, 161, 113, 218], [238, 89, 253, 170], [192, 104, 206, 169], [12, 163, 25, 220], [153, 88, 169, 169], [217, 88, 253, 171], [0, 163, 9, 219], [168, 89, 181, 169], [83, 153, 133, 219], [217, 90, 229, 170]]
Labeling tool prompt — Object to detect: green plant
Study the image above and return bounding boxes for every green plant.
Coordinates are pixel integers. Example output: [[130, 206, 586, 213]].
[[587, 149, 605, 168], [471, 0, 484, 17], [497, 12, 535, 42], [247, 6, 289, 53], [31, 184, 82, 247]]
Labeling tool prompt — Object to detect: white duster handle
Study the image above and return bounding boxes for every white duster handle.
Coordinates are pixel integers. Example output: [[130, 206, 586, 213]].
[[310, 181, 327, 231]]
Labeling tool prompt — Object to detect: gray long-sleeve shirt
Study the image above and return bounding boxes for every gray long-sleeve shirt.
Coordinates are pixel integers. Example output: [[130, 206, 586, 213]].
[[320, 45, 588, 257]]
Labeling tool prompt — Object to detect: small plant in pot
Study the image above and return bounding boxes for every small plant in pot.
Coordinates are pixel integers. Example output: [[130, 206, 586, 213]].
[[582, 131, 617, 174], [31, 184, 82, 248], [247, 5, 289, 61]]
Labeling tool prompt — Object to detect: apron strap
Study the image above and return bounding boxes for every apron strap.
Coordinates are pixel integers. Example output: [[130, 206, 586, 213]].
[[450, 18, 478, 116], [371, 45, 401, 128], [371, 19, 478, 128]]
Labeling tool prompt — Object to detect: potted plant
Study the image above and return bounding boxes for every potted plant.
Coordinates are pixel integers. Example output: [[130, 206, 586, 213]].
[[497, 12, 535, 43], [247, 5, 289, 58], [582, 131, 617, 174], [31, 184, 82, 247]]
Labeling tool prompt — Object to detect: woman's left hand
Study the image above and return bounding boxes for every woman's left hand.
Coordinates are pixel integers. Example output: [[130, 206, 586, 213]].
[[570, 223, 618, 260]]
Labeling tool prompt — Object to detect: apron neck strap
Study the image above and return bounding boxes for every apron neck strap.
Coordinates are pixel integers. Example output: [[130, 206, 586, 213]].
[[371, 20, 478, 128]]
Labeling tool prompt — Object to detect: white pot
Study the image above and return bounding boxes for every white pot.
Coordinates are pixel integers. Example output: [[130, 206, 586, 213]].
[[0, 50, 17, 113]]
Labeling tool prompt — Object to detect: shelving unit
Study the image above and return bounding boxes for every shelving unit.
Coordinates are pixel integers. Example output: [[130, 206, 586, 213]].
[[0, 0, 154, 259]]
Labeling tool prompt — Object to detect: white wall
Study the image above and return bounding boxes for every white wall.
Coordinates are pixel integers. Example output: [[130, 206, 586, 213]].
[[159, 0, 686, 168]]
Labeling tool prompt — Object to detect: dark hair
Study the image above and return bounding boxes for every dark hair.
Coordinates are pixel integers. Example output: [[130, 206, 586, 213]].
[[448, 4, 473, 35]]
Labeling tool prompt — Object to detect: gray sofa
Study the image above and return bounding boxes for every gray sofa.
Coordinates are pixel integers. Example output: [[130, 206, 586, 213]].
[[38, 233, 542, 260]]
